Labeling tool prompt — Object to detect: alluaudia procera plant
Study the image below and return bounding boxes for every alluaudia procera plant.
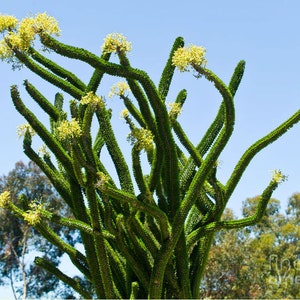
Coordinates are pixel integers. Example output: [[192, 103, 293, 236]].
[[0, 13, 299, 299]]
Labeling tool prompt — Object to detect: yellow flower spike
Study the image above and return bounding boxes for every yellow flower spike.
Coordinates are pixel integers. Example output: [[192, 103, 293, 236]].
[[95, 172, 110, 190], [102, 33, 132, 54], [168, 102, 182, 118], [108, 82, 130, 98], [33, 12, 60, 35], [128, 128, 154, 152], [56, 118, 82, 141], [120, 109, 129, 119], [0, 191, 11, 208], [172, 44, 207, 72], [17, 123, 35, 138], [23, 202, 43, 226], [0, 15, 18, 32], [0, 39, 13, 59], [80, 91, 103, 106], [271, 169, 287, 184], [38, 144, 50, 157], [0, 12, 60, 57]]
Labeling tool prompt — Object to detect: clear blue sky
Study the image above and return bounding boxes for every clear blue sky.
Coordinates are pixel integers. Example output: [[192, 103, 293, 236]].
[[1, 0, 300, 296]]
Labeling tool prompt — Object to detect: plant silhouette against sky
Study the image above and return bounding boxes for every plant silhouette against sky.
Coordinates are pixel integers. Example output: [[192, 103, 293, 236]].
[[0, 13, 299, 299]]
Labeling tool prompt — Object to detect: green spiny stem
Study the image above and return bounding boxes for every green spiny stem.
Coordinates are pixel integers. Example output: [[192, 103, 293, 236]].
[[225, 108, 300, 200], [116, 215, 150, 292], [70, 143, 88, 187], [93, 128, 105, 156], [124, 220, 153, 276], [13, 49, 84, 99], [86, 52, 111, 92], [132, 146, 151, 196], [95, 105, 134, 193], [172, 119, 203, 166], [119, 68, 157, 136], [149, 68, 234, 298], [22, 136, 73, 209], [68, 182, 106, 299], [178, 60, 243, 191], [11, 86, 75, 175], [129, 216, 160, 256], [24, 80, 61, 121], [99, 184, 170, 240], [190, 233, 215, 298], [228, 60, 246, 96], [81, 104, 99, 168], [40, 209, 114, 239], [158, 36, 184, 101], [121, 95, 147, 128], [85, 178, 118, 299], [105, 240, 128, 298], [179, 101, 224, 195], [34, 257, 92, 299], [54, 92, 64, 111], [29, 47, 87, 91], [174, 231, 192, 298], [175, 88, 188, 106]]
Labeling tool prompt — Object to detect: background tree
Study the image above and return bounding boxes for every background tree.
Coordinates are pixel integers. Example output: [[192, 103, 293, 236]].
[[201, 194, 300, 299], [0, 161, 80, 299], [0, 13, 300, 298]]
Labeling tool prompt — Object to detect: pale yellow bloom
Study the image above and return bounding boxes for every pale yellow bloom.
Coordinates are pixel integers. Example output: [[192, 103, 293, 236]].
[[120, 109, 129, 119], [0, 12, 60, 58], [95, 172, 110, 189], [128, 128, 154, 151], [80, 91, 103, 106], [0, 39, 13, 59], [33, 12, 60, 35], [38, 144, 50, 157], [102, 33, 131, 54], [23, 202, 43, 226], [172, 45, 207, 72], [271, 169, 287, 184], [0, 191, 11, 208], [168, 102, 182, 118], [56, 118, 82, 141], [17, 123, 35, 138], [0, 15, 18, 32], [108, 82, 130, 98]]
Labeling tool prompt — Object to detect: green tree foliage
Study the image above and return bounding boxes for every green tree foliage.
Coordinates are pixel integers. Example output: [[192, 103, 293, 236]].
[[0, 161, 79, 299], [201, 194, 300, 299], [1, 13, 300, 298]]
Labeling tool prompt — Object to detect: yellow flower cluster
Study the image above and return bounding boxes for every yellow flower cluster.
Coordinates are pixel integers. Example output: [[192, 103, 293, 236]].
[[80, 91, 103, 106], [168, 102, 182, 118], [0, 191, 11, 208], [0, 15, 18, 32], [0, 13, 60, 59], [172, 45, 207, 72], [56, 118, 82, 141], [102, 33, 131, 54], [271, 169, 287, 184], [108, 82, 130, 98], [17, 123, 35, 138], [128, 128, 154, 151], [38, 144, 50, 157], [23, 202, 44, 226], [95, 172, 110, 189], [120, 109, 129, 119]]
